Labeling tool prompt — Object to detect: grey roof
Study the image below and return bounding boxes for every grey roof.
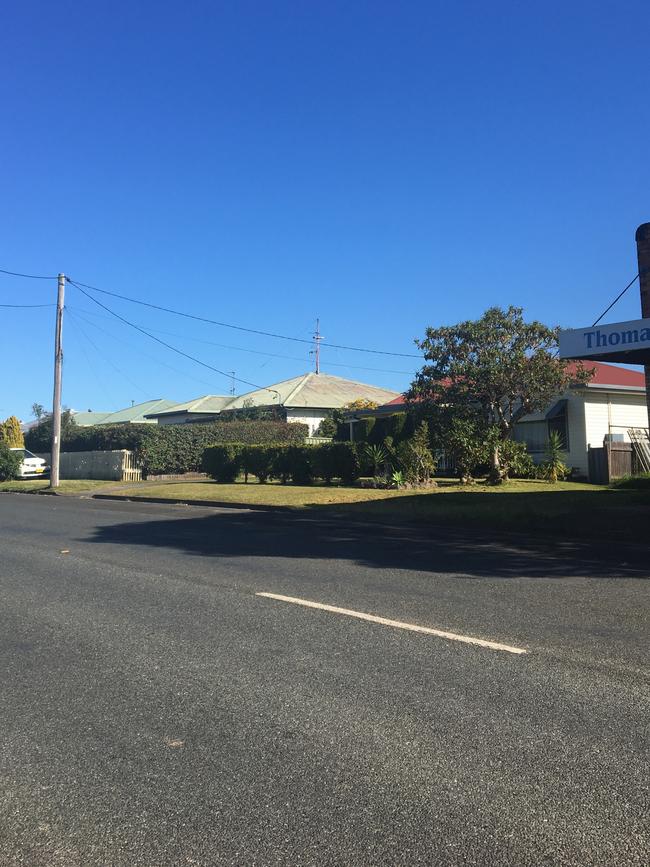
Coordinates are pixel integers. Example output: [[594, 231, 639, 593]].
[[144, 394, 232, 419], [225, 373, 400, 410]]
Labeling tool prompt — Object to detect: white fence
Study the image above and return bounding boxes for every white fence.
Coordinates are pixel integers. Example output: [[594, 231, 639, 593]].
[[36, 450, 142, 481]]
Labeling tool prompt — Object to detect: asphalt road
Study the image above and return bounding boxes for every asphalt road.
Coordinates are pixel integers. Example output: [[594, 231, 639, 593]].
[[0, 494, 648, 866]]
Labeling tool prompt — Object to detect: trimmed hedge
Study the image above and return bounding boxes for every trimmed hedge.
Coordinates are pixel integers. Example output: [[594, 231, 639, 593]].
[[26, 420, 308, 476], [203, 441, 361, 485]]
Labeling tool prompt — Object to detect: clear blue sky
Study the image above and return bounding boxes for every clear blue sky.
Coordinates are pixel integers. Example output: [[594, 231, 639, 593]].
[[1, 1, 648, 421]]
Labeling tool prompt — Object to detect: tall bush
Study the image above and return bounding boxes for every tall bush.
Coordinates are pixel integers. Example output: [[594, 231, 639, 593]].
[[202, 444, 243, 483], [1, 416, 24, 448], [0, 443, 22, 481]]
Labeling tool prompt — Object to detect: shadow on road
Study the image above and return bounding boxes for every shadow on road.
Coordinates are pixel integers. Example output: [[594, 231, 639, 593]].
[[86, 504, 650, 580]]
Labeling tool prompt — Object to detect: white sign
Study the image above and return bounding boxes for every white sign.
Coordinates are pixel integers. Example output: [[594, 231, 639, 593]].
[[559, 317, 650, 358]]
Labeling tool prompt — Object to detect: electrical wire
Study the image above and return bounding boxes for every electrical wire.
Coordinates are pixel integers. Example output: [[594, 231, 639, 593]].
[[68, 276, 423, 358], [67, 304, 414, 375], [590, 273, 639, 327], [67, 279, 281, 398], [67, 309, 151, 399], [0, 303, 54, 308], [0, 268, 57, 280], [68, 307, 227, 391]]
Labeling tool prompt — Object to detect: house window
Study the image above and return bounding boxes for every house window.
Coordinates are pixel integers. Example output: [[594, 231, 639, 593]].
[[513, 401, 569, 453], [546, 400, 569, 450]]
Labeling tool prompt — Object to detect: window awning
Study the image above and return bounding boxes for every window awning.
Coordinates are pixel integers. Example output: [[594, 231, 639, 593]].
[[545, 399, 567, 420]]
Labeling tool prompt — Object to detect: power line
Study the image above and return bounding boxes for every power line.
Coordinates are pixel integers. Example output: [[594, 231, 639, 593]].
[[67, 279, 281, 398], [68, 307, 223, 391], [0, 303, 54, 308], [0, 268, 57, 280], [67, 304, 414, 375], [68, 276, 423, 358], [67, 309, 150, 399], [591, 273, 639, 327]]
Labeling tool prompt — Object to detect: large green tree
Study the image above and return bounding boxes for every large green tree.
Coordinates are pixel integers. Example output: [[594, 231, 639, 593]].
[[409, 306, 592, 483]]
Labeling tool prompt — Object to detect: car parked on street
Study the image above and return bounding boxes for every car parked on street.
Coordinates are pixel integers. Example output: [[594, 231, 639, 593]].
[[10, 448, 49, 478]]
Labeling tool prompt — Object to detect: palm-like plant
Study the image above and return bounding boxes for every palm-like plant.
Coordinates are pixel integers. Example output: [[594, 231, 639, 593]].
[[363, 443, 389, 476], [543, 430, 567, 483]]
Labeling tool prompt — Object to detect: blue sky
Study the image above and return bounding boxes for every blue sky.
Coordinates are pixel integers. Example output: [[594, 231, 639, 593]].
[[1, 1, 648, 421]]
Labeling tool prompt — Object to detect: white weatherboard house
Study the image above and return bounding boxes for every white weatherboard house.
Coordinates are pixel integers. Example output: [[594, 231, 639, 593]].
[[146, 373, 400, 435], [512, 362, 647, 477], [365, 361, 647, 479]]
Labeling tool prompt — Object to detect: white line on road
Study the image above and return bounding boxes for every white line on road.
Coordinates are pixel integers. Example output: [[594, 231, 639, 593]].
[[256, 592, 527, 655]]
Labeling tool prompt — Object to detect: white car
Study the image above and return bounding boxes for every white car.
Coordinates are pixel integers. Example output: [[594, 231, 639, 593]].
[[10, 448, 49, 478]]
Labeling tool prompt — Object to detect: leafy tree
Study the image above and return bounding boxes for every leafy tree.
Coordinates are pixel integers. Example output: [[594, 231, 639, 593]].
[[0, 416, 24, 448], [31, 403, 46, 420], [409, 307, 592, 483], [314, 415, 337, 437], [344, 398, 379, 411], [24, 409, 76, 452]]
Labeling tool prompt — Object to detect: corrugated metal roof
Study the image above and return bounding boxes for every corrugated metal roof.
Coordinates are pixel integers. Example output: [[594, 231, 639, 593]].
[[100, 399, 178, 424], [145, 394, 232, 418], [225, 373, 399, 410], [72, 411, 112, 426]]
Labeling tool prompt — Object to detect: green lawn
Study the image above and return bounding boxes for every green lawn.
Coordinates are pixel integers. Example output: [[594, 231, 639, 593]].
[[0, 479, 129, 495], [3, 476, 648, 541], [104, 477, 650, 541]]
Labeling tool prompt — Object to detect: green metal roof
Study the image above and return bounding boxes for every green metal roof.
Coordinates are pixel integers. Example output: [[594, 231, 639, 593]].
[[100, 399, 179, 424], [144, 394, 232, 418], [72, 411, 112, 426]]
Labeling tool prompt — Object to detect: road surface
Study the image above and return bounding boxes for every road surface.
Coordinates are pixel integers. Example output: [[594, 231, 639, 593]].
[[0, 494, 648, 865]]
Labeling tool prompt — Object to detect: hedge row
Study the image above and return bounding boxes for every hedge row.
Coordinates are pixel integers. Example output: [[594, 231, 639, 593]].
[[203, 442, 361, 485], [25, 420, 309, 475]]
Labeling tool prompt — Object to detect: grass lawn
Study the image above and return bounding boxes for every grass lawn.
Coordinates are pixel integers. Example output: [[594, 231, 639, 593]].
[[0, 479, 130, 495], [110, 477, 650, 541]]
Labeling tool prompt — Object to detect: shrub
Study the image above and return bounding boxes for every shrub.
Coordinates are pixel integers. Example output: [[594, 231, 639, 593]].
[[498, 437, 535, 479], [285, 445, 314, 485], [310, 442, 360, 484], [0, 443, 22, 481], [314, 416, 337, 438], [395, 422, 436, 485], [328, 442, 360, 484], [1, 416, 25, 448], [242, 444, 282, 483], [202, 444, 243, 483]]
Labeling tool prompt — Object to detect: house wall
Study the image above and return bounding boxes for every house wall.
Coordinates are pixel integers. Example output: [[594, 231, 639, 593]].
[[583, 391, 648, 447], [514, 391, 590, 476], [285, 408, 327, 436], [156, 413, 217, 426]]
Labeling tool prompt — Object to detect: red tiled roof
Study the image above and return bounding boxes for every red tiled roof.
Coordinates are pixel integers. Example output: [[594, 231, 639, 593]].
[[381, 362, 645, 408], [567, 360, 645, 387]]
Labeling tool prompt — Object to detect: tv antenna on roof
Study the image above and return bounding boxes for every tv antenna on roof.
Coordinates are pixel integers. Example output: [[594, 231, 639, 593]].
[[310, 318, 324, 374]]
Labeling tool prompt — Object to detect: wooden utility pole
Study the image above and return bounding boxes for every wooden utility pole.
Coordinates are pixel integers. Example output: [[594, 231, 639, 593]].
[[635, 223, 650, 427], [50, 273, 65, 488]]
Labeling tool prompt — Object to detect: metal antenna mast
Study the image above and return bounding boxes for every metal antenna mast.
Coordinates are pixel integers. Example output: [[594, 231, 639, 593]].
[[312, 318, 324, 374]]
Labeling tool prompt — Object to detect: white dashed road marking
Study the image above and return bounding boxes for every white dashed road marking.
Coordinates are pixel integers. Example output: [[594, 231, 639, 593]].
[[256, 592, 527, 655]]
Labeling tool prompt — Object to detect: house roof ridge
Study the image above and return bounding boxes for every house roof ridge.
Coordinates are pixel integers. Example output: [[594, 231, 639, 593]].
[[284, 372, 313, 405]]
